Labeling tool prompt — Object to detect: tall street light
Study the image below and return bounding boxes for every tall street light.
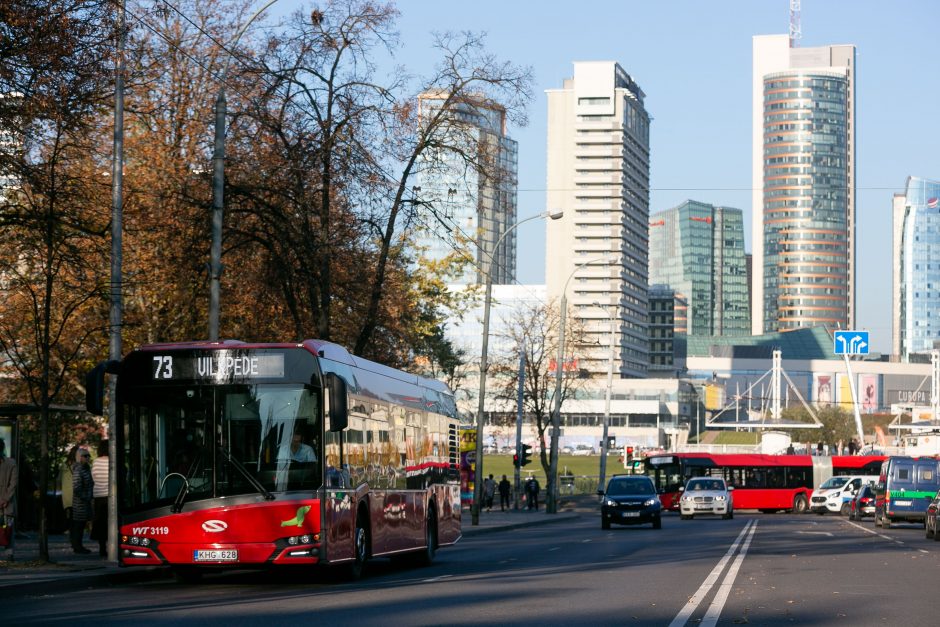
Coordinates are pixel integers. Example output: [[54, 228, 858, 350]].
[[471, 209, 564, 525], [546, 255, 613, 514], [593, 301, 618, 493], [209, 0, 280, 340]]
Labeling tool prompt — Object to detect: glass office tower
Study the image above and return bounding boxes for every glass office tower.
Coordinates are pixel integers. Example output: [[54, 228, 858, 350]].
[[414, 92, 519, 285], [894, 176, 940, 360], [752, 35, 856, 335], [649, 200, 749, 337]]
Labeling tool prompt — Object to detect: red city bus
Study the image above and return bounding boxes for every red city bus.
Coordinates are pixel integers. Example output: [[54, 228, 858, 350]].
[[86, 339, 461, 580], [641, 453, 885, 513]]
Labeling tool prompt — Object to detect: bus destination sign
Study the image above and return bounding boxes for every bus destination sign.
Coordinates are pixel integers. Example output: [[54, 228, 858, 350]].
[[151, 351, 285, 381]]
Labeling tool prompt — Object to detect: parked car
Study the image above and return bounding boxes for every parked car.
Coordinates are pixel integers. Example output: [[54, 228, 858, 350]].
[[679, 477, 734, 520], [561, 446, 575, 455], [926, 491, 940, 540], [848, 484, 876, 520], [573, 444, 595, 456], [598, 475, 662, 529]]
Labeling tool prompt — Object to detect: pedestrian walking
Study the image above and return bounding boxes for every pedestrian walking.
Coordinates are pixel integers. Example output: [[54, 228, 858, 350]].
[[70, 448, 94, 554], [60, 445, 81, 530], [526, 477, 540, 511], [483, 474, 496, 512], [498, 474, 511, 511], [0, 438, 17, 549], [90, 440, 109, 556]]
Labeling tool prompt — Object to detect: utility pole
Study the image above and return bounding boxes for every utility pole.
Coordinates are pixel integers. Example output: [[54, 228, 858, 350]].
[[107, 0, 126, 564], [514, 339, 525, 510]]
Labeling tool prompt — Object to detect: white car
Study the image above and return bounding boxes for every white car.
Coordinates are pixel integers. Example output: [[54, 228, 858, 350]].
[[572, 445, 595, 456], [679, 477, 734, 520], [810, 475, 878, 515]]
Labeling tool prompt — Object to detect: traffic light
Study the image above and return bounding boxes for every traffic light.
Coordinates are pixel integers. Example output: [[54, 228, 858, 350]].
[[513, 444, 533, 467], [520, 443, 532, 467]]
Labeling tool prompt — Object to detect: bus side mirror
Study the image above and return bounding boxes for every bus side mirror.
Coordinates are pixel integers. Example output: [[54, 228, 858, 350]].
[[326, 372, 348, 432], [85, 360, 121, 416]]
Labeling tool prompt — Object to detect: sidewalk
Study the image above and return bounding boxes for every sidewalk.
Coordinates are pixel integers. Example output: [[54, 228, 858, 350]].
[[0, 494, 596, 593]]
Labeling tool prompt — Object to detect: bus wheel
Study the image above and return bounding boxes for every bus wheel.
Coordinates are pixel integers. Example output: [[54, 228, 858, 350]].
[[792, 495, 808, 514], [347, 510, 369, 581], [416, 505, 437, 566]]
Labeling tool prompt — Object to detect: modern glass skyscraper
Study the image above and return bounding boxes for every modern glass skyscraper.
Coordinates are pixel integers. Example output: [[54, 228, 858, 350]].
[[545, 61, 651, 378], [893, 176, 940, 360], [413, 92, 518, 285], [751, 35, 856, 335], [649, 200, 750, 337]]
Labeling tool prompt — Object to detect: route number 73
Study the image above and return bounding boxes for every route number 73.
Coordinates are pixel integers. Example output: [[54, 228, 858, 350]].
[[153, 356, 174, 379]]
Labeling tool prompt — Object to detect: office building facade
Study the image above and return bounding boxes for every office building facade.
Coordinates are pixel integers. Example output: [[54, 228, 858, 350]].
[[893, 176, 940, 360], [751, 35, 856, 335], [545, 61, 651, 378], [414, 92, 519, 284], [649, 200, 750, 337]]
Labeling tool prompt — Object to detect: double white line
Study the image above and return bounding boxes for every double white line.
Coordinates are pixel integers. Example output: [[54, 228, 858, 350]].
[[669, 519, 758, 627]]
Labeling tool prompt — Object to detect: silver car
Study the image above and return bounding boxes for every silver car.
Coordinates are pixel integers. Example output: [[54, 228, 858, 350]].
[[679, 477, 734, 520]]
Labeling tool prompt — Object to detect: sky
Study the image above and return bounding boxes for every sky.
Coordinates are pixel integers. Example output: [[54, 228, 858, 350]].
[[271, 0, 940, 353]]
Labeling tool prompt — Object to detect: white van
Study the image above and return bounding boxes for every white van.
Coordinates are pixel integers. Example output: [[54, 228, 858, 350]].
[[810, 475, 879, 515]]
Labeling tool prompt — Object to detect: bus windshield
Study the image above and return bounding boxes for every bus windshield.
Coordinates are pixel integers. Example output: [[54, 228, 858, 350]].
[[120, 383, 321, 512]]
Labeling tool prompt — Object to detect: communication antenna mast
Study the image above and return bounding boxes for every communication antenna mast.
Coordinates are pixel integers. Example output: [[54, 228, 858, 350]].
[[789, 0, 802, 48]]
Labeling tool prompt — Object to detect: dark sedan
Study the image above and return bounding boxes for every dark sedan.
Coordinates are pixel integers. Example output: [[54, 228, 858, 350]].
[[848, 484, 876, 520], [599, 475, 662, 529]]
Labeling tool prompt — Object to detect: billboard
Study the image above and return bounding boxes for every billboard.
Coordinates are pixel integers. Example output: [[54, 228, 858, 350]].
[[860, 374, 879, 413], [813, 373, 834, 407]]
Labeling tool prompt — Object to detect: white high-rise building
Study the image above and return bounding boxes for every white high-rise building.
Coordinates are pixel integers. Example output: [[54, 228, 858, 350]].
[[545, 61, 651, 378], [751, 35, 856, 335]]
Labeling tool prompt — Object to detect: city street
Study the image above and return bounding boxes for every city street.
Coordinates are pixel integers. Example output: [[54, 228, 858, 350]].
[[6, 511, 937, 625]]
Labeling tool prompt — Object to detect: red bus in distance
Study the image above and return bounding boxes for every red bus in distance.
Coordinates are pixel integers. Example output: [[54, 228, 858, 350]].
[[640, 453, 885, 513]]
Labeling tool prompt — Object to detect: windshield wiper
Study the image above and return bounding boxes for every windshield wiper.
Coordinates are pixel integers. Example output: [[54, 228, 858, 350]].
[[217, 446, 275, 501]]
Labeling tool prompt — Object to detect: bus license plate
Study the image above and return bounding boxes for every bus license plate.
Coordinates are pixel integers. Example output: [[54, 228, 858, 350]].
[[894, 500, 912, 506], [194, 549, 238, 562]]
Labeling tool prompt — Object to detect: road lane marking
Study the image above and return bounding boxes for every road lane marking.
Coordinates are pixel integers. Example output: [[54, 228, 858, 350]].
[[796, 531, 833, 537], [701, 519, 758, 627], [668, 520, 755, 627], [422, 575, 453, 583], [844, 519, 901, 542]]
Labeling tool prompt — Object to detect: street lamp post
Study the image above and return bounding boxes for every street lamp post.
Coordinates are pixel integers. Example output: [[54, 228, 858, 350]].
[[595, 301, 618, 493], [546, 256, 612, 514], [471, 209, 563, 526], [209, 0, 279, 340]]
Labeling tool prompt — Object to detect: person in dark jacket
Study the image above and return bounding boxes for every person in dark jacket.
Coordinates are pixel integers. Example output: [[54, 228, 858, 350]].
[[70, 448, 94, 554], [498, 475, 512, 511]]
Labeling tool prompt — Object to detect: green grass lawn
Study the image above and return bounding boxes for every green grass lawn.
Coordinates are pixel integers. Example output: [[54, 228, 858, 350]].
[[711, 431, 761, 445], [477, 453, 626, 485]]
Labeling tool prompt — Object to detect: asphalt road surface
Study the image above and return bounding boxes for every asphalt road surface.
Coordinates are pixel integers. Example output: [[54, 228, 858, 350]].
[[7, 512, 938, 625]]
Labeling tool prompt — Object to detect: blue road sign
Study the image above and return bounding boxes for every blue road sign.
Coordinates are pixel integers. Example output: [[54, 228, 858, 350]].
[[833, 330, 869, 355]]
